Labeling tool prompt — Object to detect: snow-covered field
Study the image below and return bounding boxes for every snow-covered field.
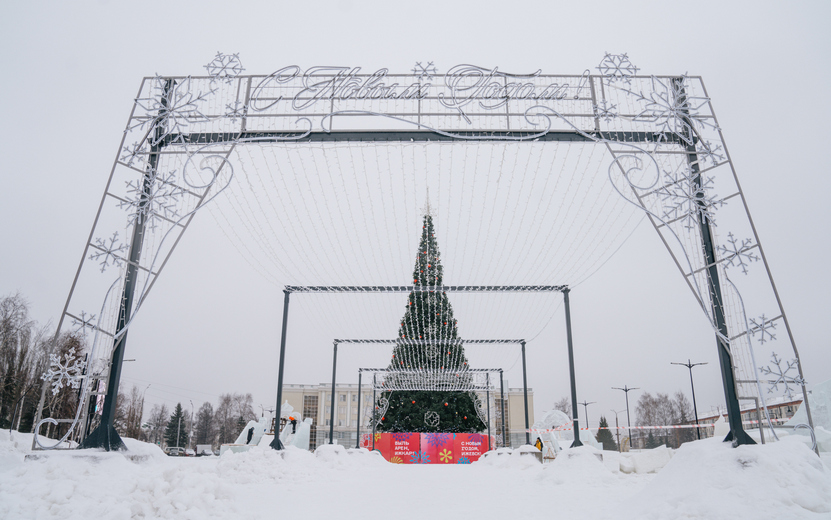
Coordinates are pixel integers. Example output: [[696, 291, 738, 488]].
[[1, 431, 829, 519]]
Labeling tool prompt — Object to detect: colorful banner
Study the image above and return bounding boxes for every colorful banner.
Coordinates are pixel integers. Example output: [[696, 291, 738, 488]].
[[360, 432, 492, 464]]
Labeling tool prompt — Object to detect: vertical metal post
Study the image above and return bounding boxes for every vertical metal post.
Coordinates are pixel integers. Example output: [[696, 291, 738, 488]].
[[563, 288, 582, 447], [269, 289, 292, 450], [672, 360, 706, 440], [521, 341, 530, 445], [486, 373, 492, 451], [80, 80, 175, 451], [329, 341, 338, 444], [499, 370, 506, 448], [371, 374, 377, 451], [613, 386, 639, 449], [675, 77, 753, 447], [355, 370, 362, 448]]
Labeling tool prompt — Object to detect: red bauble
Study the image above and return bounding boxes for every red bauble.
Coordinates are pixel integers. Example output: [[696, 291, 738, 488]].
[[412, 400, 415, 404], [444, 403, 448, 406], [464, 416, 467, 420]]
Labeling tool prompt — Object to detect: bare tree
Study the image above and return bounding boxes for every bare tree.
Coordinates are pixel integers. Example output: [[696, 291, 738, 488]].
[[115, 384, 145, 439], [193, 402, 215, 447], [147, 403, 169, 446], [553, 396, 572, 417]]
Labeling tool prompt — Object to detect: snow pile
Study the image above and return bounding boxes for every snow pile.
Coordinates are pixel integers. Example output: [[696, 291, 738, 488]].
[[630, 445, 673, 474], [1, 431, 829, 519], [475, 446, 542, 469], [623, 436, 831, 519], [540, 446, 617, 485]]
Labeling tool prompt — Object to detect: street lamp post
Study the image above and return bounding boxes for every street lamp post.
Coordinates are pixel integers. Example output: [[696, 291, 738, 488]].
[[612, 386, 639, 450], [671, 360, 707, 440], [189, 399, 194, 450], [579, 400, 596, 430], [610, 409, 625, 453]]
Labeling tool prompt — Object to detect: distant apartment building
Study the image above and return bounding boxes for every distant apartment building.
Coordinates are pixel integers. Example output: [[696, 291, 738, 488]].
[[280, 383, 534, 450], [696, 394, 803, 435]]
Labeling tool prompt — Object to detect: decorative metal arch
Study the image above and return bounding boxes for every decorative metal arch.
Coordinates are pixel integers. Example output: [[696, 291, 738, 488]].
[[33, 53, 813, 453]]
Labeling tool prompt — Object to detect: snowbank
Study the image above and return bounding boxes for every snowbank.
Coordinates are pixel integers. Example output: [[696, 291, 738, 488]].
[[622, 436, 831, 520], [1, 431, 829, 519]]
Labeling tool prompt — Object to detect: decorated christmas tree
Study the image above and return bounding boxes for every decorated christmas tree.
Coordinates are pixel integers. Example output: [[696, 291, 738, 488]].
[[375, 205, 486, 433]]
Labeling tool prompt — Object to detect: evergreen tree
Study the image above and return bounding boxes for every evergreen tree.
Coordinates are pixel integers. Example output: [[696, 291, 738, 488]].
[[645, 431, 658, 449], [164, 403, 189, 448], [595, 415, 617, 451], [376, 211, 485, 433]]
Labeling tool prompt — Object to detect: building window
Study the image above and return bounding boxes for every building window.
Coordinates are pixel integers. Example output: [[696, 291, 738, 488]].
[[340, 394, 346, 402], [303, 395, 319, 450], [338, 420, 343, 427], [352, 395, 358, 402], [338, 406, 346, 415]]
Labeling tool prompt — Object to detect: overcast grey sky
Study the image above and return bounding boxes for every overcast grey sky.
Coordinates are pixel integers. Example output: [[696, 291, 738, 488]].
[[1, 1, 829, 428]]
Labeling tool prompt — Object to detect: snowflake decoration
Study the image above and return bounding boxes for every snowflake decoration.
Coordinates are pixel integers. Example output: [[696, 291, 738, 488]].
[[426, 345, 439, 359], [457, 456, 471, 464], [695, 139, 725, 168], [204, 52, 244, 83], [224, 100, 247, 122], [134, 76, 215, 146], [659, 166, 724, 229], [389, 456, 404, 464], [89, 232, 127, 273], [425, 432, 453, 448], [410, 451, 430, 464], [42, 348, 86, 393], [424, 410, 440, 428], [119, 142, 149, 170], [629, 76, 713, 145], [118, 170, 183, 230], [392, 432, 411, 442], [597, 53, 639, 83], [468, 433, 484, 445], [412, 61, 438, 81], [749, 314, 777, 344], [439, 448, 453, 463], [71, 311, 97, 336], [718, 232, 760, 275], [593, 100, 618, 123], [759, 352, 804, 400]]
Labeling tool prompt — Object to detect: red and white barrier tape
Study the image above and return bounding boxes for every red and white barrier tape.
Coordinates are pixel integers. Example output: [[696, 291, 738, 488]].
[[528, 417, 789, 433]]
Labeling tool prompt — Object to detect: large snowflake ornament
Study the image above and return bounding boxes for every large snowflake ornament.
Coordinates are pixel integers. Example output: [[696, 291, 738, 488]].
[[134, 76, 215, 146], [412, 61, 438, 81], [42, 348, 86, 393], [629, 76, 713, 145], [749, 314, 777, 344], [118, 170, 183, 230], [718, 232, 760, 275], [89, 232, 127, 273], [759, 352, 804, 399], [659, 167, 723, 229], [204, 52, 244, 82], [597, 53, 639, 83]]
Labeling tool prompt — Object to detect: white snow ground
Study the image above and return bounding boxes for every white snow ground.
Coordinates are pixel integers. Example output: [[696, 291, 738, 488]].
[[1, 430, 829, 519]]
